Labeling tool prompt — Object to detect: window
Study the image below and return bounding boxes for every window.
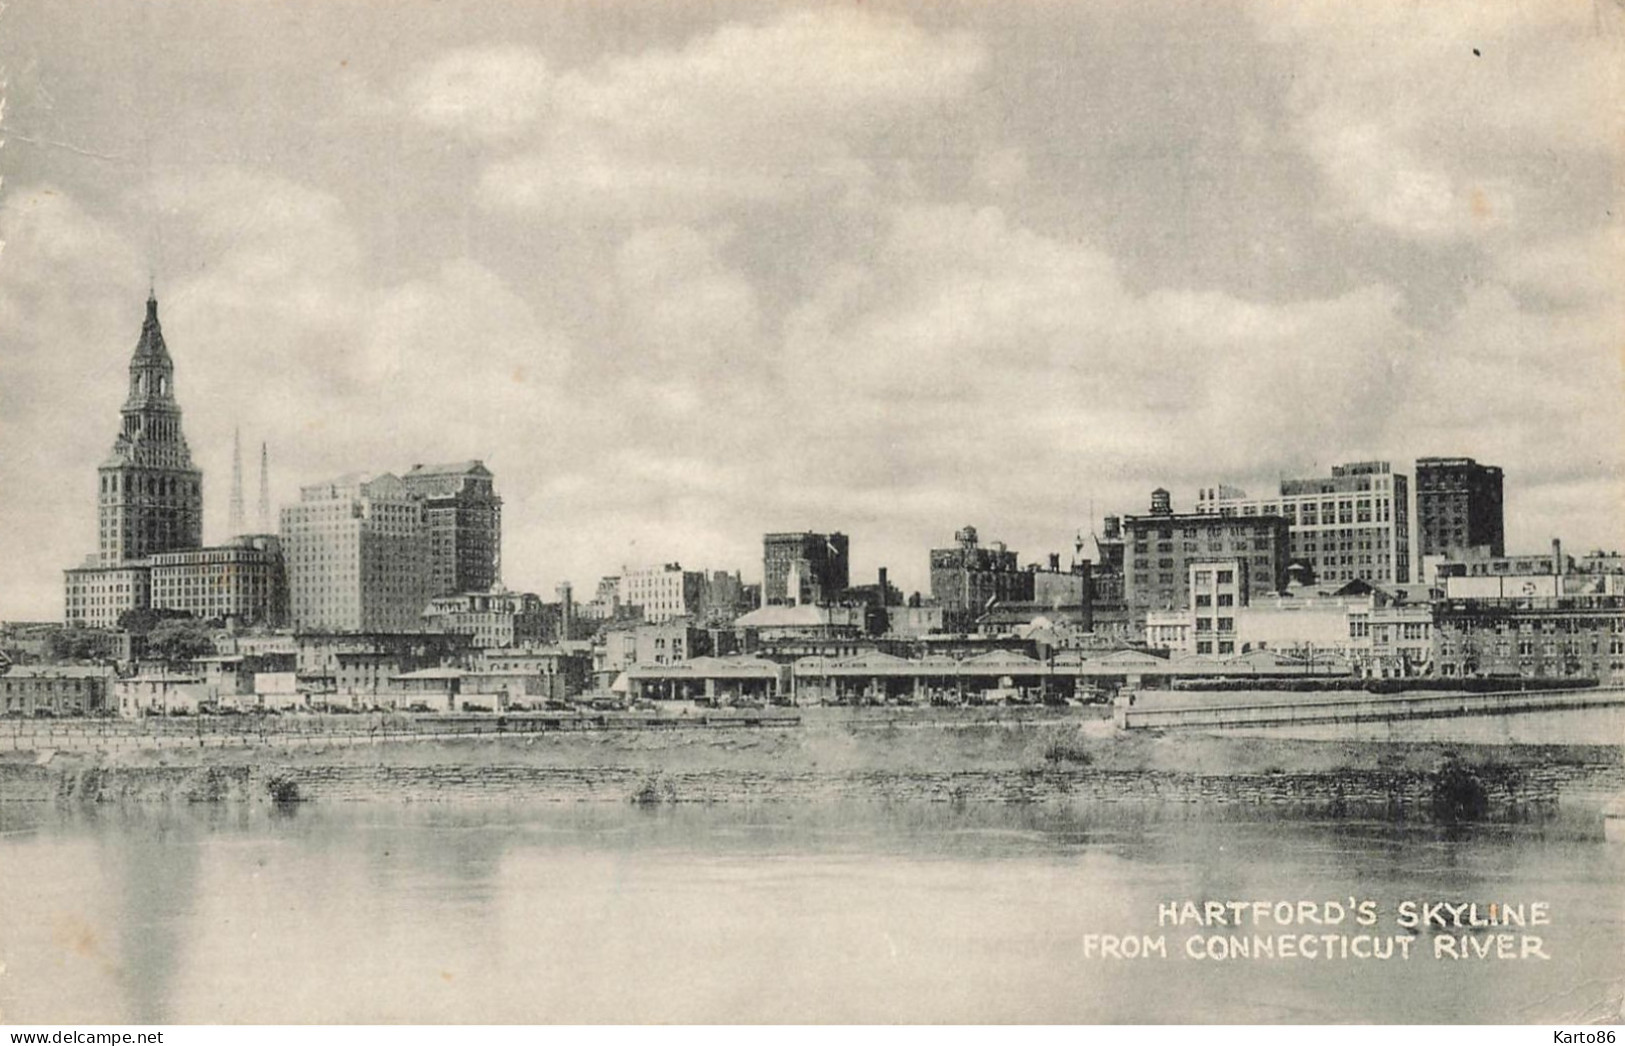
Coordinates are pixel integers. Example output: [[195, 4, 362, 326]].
[[1216, 570, 1234, 584], [1217, 617, 1234, 633], [1195, 594, 1212, 607], [1217, 594, 1234, 607]]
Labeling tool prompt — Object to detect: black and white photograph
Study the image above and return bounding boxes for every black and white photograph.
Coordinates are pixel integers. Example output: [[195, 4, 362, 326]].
[[1, 0, 1622, 1028]]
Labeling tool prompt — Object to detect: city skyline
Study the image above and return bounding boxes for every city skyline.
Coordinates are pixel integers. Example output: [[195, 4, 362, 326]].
[[4, 0, 1623, 619]]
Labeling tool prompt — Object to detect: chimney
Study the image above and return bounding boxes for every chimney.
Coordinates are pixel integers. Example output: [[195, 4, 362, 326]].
[[878, 566, 889, 605], [1552, 538, 1564, 577], [556, 581, 574, 639]]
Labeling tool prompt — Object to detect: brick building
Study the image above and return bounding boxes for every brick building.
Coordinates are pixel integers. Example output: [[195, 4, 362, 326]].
[[929, 526, 1033, 621], [763, 532, 850, 606], [1122, 489, 1290, 615], [400, 461, 502, 597], [1415, 456, 1504, 560], [1, 666, 115, 716], [1434, 595, 1625, 683]]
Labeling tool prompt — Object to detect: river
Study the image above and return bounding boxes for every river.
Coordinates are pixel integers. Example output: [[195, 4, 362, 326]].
[[1, 801, 1619, 1024]]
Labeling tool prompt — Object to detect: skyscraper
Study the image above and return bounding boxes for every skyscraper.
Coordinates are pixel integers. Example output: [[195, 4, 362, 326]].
[[1415, 456, 1505, 559], [280, 473, 432, 632], [66, 294, 205, 627], [400, 461, 503, 597], [96, 293, 203, 564]]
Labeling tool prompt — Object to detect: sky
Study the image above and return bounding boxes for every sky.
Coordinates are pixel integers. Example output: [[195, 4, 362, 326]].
[[1, 0, 1622, 619]]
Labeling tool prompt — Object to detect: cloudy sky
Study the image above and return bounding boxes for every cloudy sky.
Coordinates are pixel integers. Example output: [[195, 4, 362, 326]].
[[2, 0, 1621, 618]]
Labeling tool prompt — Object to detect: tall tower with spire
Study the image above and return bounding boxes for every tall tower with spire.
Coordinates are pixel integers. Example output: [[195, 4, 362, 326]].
[[228, 427, 246, 536], [258, 441, 271, 533], [96, 292, 203, 564]]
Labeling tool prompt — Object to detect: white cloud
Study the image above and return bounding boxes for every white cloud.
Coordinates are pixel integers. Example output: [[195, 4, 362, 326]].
[[973, 146, 1029, 194], [408, 46, 553, 140], [414, 9, 988, 220], [1253, 0, 1623, 242], [0, 187, 147, 617], [615, 224, 760, 369]]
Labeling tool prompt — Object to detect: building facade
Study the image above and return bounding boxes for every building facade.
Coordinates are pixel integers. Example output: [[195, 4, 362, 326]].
[[763, 532, 850, 606], [1197, 461, 1412, 586], [596, 620, 716, 678], [63, 562, 152, 629], [422, 589, 549, 648], [929, 526, 1034, 617], [148, 534, 288, 627], [281, 474, 432, 632], [293, 631, 472, 699], [1123, 490, 1290, 615], [1145, 566, 1432, 676], [400, 461, 502, 597], [1434, 595, 1625, 683], [617, 564, 708, 623], [1415, 456, 1504, 560], [1, 666, 114, 716]]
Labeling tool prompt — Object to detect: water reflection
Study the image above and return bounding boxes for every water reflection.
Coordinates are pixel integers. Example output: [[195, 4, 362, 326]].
[[1, 802, 1620, 1023]]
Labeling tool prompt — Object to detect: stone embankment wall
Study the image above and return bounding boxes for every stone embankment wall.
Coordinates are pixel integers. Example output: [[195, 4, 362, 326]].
[[4, 759, 1620, 822]]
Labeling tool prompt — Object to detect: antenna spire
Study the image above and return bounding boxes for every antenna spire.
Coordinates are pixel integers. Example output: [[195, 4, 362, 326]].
[[228, 427, 246, 535], [258, 442, 271, 532]]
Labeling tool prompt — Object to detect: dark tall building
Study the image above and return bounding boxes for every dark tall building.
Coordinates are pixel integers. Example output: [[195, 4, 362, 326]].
[[1122, 489, 1290, 614], [97, 293, 203, 565], [401, 461, 502, 597], [1416, 456, 1505, 559], [929, 526, 1033, 613], [762, 531, 849, 606]]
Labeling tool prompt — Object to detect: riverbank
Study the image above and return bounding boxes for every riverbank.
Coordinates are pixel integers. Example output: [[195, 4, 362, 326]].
[[2, 711, 1620, 820]]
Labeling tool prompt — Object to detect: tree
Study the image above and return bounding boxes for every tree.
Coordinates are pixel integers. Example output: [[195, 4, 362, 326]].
[[117, 607, 192, 635], [46, 627, 107, 663], [146, 618, 216, 665]]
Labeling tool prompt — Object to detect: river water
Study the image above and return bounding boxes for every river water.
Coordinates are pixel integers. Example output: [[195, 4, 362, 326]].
[[1, 801, 1620, 1024]]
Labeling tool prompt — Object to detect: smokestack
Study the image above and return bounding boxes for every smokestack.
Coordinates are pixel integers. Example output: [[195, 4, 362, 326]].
[[878, 566, 889, 605], [1553, 538, 1564, 576], [556, 582, 574, 640]]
